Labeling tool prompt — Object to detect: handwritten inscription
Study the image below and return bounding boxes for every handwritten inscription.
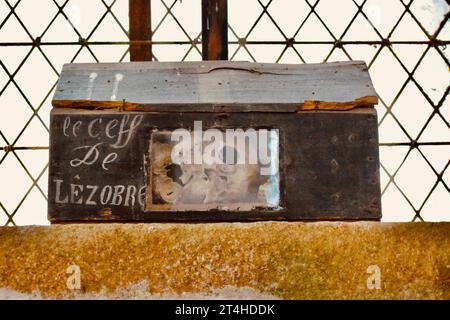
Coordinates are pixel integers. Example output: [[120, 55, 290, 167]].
[[54, 178, 145, 207], [52, 114, 145, 209], [86, 72, 97, 100], [63, 114, 143, 170], [110, 73, 124, 101]]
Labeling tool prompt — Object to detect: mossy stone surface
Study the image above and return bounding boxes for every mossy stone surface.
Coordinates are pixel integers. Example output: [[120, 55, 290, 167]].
[[0, 222, 448, 299]]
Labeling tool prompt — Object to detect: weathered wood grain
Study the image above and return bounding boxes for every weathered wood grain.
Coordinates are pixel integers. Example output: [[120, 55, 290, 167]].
[[48, 107, 381, 222], [202, 0, 228, 60], [129, 0, 152, 61], [52, 61, 378, 112]]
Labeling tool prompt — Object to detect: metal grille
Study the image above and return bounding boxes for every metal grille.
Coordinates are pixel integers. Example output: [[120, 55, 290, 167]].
[[0, 0, 448, 225]]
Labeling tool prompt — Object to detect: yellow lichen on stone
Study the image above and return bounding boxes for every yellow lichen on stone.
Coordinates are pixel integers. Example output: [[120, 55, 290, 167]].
[[0, 222, 449, 299]]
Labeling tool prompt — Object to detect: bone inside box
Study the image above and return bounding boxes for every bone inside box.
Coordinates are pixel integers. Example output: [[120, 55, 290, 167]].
[[48, 60, 382, 222], [148, 126, 281, 211]]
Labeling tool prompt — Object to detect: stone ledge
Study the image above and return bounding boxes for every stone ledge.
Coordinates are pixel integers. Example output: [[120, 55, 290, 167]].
[[0, 222, 449, 299]]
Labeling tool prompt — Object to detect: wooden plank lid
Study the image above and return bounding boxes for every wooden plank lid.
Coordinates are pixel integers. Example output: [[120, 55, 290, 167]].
[[52, 60, 378, 112]]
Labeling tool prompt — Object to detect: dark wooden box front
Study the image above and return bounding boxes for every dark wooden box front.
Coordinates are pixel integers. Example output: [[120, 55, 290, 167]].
[[48, 60, 382, 222], [48, 107, 381, 222]]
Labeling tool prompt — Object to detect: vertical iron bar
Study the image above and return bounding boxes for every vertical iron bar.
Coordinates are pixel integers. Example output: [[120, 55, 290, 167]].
[[202, 0, 228, 60], [129, 0, 152, 61]]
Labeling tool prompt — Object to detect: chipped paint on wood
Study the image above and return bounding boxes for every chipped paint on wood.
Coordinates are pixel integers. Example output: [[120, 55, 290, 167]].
[[52, 61, 378, 112], [48, 108, 381, 222], [301, 96, 379, 111]]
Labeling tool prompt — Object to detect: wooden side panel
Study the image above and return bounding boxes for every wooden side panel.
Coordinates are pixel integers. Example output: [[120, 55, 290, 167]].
[[52, 61, 378, 112], [48, 108, 381, 222]]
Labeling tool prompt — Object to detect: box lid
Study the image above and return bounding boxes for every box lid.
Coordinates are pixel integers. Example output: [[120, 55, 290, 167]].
[[52, 60, 378, 113]]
